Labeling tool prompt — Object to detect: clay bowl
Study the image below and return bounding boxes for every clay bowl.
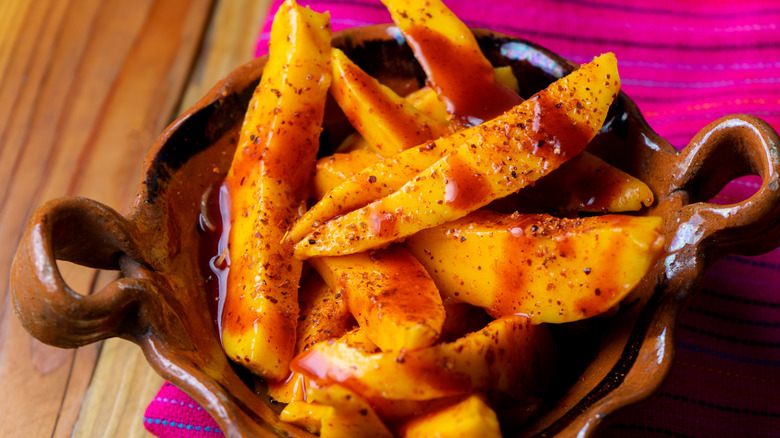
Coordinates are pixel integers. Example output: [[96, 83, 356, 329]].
[[11, 25, 780, 437]]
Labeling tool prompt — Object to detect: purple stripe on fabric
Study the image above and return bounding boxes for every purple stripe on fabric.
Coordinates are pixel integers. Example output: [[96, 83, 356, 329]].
[[658, 392, 780, 418], [606, 422, 695, 437], [678, 323, 780, 348], [610, 407, 780, 436], [471, 22, 780, 52], [678, 342, 780, 366], [548, 0, 780, 19], [625, 88, 780, 103], [623, 77, 780, 89], [645, 110, 780, 125], [686, 306, 780, 328], [724, 254, 780, 271], [701, 288, 780, 308]]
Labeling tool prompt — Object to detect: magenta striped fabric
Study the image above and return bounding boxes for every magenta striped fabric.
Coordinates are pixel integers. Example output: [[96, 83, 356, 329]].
[[144, 1, 780, 436]]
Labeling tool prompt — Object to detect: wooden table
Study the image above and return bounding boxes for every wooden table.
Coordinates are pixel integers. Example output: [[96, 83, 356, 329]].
[[0, 1, 271, 436]]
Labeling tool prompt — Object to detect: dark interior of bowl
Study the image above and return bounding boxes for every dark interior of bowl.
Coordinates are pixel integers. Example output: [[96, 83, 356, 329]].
[[118, 25, 779, 438]]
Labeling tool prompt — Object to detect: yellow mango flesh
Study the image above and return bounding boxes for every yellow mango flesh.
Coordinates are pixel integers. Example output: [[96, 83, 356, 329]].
[[280, 401, 332, 434], [288, 63, 523, 243], [404, 86, 451, 123], [308, 245, 445, 352], [330, 48, 448, 156], [400, 394, 502, 438], [288, 122, 473, 243], [221, 0, 331, 380], [291, 316, 554, 401], [267, 274, 354, 403], [406, 210, 665, 323], [381, 0, 521, 123], [405, 65, 521, 123], [308, 384, 394, 438], [334, 131, 380, 154], [519, 151, 654, 213], [313, 150, 383, 201], [295, 53, 620, 258]]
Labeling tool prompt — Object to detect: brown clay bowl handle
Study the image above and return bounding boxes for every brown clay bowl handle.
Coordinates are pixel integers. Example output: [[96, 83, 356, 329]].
[[11, 197, 151, 348], [666, 114, 780, 265]]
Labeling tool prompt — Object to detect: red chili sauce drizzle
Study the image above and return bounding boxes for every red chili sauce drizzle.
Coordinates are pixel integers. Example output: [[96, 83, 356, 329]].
[[527, 93, 592, 164], [290, 344, 473, 399], [404, 25, 522, 126], [442, 153, 492, 211], [198, 182, 231, 339], [336, 58, 437, 152]]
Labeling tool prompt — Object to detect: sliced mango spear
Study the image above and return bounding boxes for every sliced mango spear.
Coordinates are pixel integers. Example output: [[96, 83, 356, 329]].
[[291, 316, 554, 401], [381, 0, 521, 124], [308, 245, 445, 352], [288, 125, 472, 243], [295, 53, 621, 258], [330, 48, 449, 156], [280, 400, 333, 434], [405, 210, 665, 323], [405, 65, 521, 123], [267, 274, 354, 403], [400, 394, 502, 438], [517, 151, 654, 213], [290, 63, 521, 243], [307, 384, 394, 438], [281, 385, 394, 437], [313, 149, 383, 201], [221, 0, 331, 380]]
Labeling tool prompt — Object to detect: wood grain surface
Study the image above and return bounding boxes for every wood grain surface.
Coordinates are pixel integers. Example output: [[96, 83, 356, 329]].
[[0, 0, 270, 436]]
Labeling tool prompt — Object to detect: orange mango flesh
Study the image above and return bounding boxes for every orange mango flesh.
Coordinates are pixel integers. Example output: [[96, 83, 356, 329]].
[[308, 245, 445, 352], [220, 0, 331, 380], [295, 53, 621, 258], [291, 315, 554, 401], [330, 48, 449, 156], [381, 0, 521, 124], [405, 210, 665, 323], [400, 394, 502, 438]]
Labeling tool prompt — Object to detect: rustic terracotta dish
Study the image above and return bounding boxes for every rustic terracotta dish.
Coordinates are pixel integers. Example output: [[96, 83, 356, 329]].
[[11, 25, 780, 437]]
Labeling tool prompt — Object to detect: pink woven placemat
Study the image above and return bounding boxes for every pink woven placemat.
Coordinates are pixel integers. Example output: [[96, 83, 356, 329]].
[[144, 1, 780, 436]]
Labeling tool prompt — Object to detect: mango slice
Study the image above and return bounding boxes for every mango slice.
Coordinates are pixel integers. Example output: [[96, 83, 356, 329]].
[[220, 0, 331, 380], [381, 0, 521, 124], [400, 394, 502, 438], [291, 316, 554, 401], [309, 245, 445, 352], [330, 48, 449, 156], [405, 65, 521, 123], [313, 150, 383, 201], [281, 385, 395, 437], [519, 151, 654, 213], [280, 401, 332, 434], [308, 384, 394, 438], [267, 274, 354, 403], [406, 210, 665, 323], [295, 53, 620, 258]]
